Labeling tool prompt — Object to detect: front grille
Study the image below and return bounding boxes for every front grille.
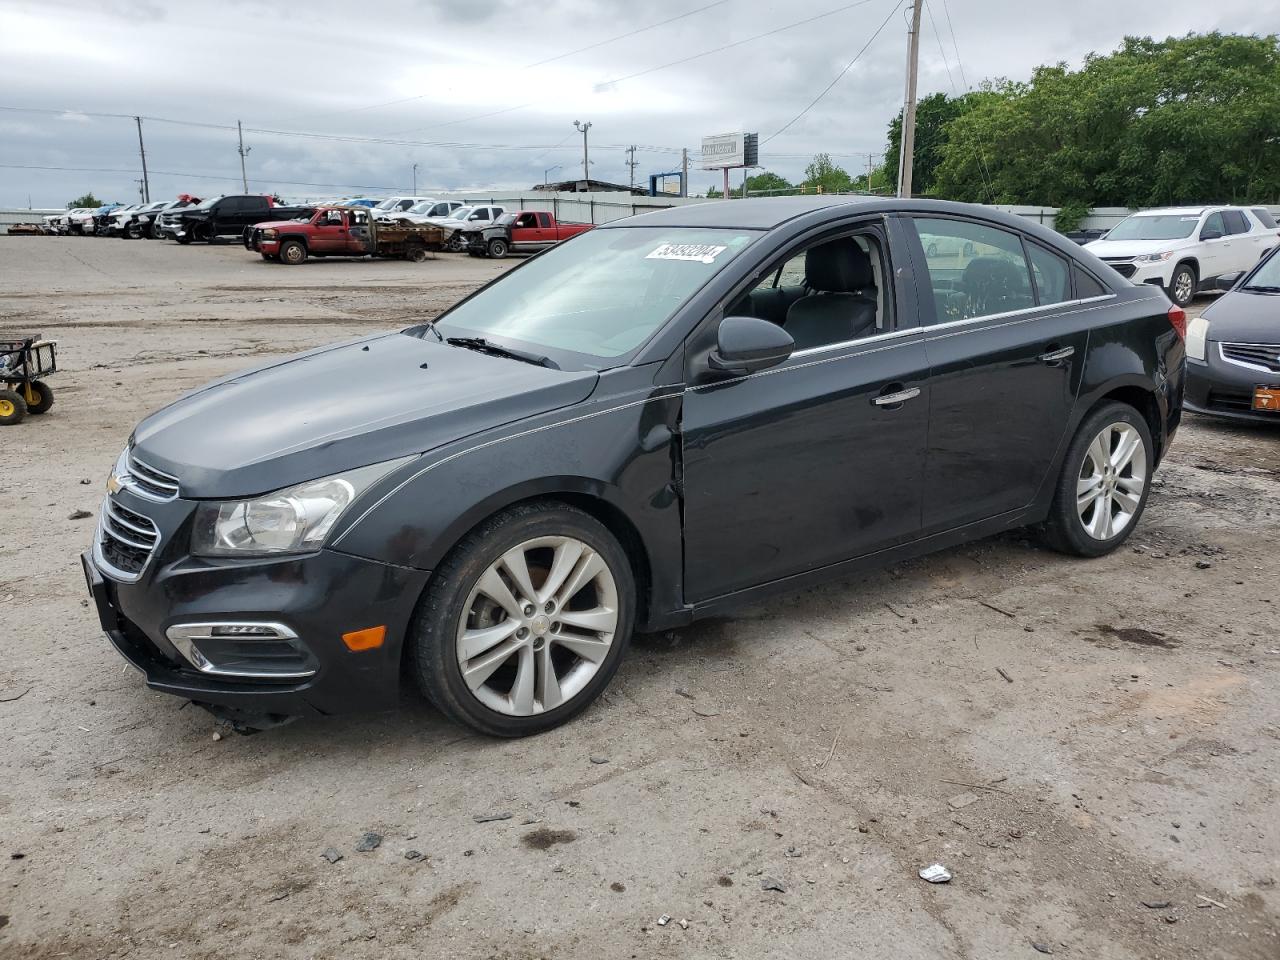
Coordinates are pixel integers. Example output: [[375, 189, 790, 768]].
[[1101, 258, 1137, 278], [99, 498, 160, 578], [127, 452, 180, 500], [1206, 390, 1255, 412], [1220, 342, 1280, 374]]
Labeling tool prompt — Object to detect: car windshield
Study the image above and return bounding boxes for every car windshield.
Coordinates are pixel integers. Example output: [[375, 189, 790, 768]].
[[425, 227, 757, 363], [1244, 252, 1280, 291], [447, 206, 473, 220], [1105, 214, 1200, 241], [372, 199, 401, 210], [496, 213, 518, 225], [408, 200, 436, 213]]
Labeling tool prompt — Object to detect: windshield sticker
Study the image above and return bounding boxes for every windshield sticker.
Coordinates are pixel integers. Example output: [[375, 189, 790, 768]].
[[646, 242, 728, 264]]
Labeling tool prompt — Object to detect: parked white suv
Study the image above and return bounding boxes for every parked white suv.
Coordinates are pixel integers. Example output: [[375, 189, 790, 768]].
[[370, 196, 436, 218], [1086, 206, 1279, 306], [387, 199, 465, 224], [431, 205, 506, 250]]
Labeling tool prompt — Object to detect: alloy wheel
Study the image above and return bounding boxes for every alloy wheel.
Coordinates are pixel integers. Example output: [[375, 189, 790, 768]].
[[1076, 422, 1147, 540], [456, 535, 618, 716], [1173, 269, 1193, 305]]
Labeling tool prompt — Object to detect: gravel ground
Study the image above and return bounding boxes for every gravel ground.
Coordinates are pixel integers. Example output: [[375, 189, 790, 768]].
[[1, 235, 1277, 960]]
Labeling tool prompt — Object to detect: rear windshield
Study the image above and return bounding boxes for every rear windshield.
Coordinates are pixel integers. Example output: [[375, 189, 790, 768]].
[[1105, 214, 1200, 241]]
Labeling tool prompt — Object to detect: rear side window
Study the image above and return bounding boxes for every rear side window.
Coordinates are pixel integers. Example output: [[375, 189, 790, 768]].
[[1073, 265, 1109, 298], [537, 213, 552, 228], [911, 217, 1034, 322], [1222, 210, 1249, 235], [1027, 244, 1071, 305], [1251, 208, 1278, 229]]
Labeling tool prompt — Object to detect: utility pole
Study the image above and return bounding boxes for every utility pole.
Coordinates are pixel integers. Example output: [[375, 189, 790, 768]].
[[626, 145, 639, 190], [134, 116, 150, 202], [897, 0, 923, 198], [134, 179, 144, 202], [237, 120, 251, 193], [412, 163, 419, 194], [544, 164, 561, 187], [573, 120, 592, 185], [680, 147, 688, 197]]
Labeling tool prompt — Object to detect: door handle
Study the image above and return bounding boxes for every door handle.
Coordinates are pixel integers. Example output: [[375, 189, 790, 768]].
[[873, 387, 921, 407], [1037, 346, 1075, 363]]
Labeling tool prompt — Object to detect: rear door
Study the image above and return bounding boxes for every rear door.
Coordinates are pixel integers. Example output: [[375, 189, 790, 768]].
[[681, 218, 931, 601], [346, 210, 372, 254], [1221, 210, 1256, 273], [905, 215, 1094, 534]]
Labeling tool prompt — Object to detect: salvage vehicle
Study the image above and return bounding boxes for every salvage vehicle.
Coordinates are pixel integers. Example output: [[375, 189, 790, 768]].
[[388, 199, 465, 224], [70, 204, 121, 235], [112, 199, 190, 239], [463, 210, 593, 258], [157, 195, 313, 244], [370, 196, 436, 218], [430, 204, 506, 251], [244, 206, 446, 263], [83, 196, 1185, 736], [1184, 244, 1280, 422], [1085, 206, 1279, 308]]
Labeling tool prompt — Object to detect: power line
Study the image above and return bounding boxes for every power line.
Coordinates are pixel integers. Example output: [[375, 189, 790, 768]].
[[0, 162, 427, 193], [524, 0, 730, 68], [938, 0, 969, 90], [763, 0, 905, 144], [598, 0, 877, 87], [924, 0, 956, 92]]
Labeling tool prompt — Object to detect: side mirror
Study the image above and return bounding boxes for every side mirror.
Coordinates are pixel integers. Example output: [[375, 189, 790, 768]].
[[1200, 228, 1224, 241], [707, 316, 794, 376], [1216, 271, 1243, 291]]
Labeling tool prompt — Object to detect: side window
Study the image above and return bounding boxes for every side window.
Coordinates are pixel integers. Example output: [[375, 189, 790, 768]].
[[218, 198, 242, 214], [473, 209, 491, 221], [1027, 243, 1071, 305], [728, 232, 888, 350], [1251, 208, 1278, 229], [1202, 212, 1225, 237], [515, 213, 537, 228], [351, 210, 367, 225], [397, 200, 413, 211], [537, 213, 552, 228], [1222, 210, 1249, 235], [1073, 265, 1109, 299], [322, 210, 344, 225], [911, 217, 1035, 322]]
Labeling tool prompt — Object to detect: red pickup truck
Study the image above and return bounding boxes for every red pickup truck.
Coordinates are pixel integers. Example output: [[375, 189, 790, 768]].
[[461, 210, 594, 258], [244, 206, 445, 264]]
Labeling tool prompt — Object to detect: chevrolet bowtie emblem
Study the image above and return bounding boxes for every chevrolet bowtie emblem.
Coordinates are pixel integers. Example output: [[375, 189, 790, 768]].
[[106, 472, 124, 495]]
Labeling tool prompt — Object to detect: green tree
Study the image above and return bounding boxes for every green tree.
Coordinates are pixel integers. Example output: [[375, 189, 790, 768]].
[[67, 192, 102, 208], [931, 32, 1280, 207], [739, 171, 793, 197], [880, 92, 976, 196], [802, 154, 853, 194]]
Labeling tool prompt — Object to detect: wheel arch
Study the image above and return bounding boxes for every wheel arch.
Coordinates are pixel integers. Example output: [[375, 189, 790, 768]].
[[1089, 383, 1163, 462], [1173, 256, 1199, 280]]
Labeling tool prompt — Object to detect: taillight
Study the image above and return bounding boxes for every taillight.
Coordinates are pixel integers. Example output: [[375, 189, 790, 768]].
[[1167, 304, 1186, 340]]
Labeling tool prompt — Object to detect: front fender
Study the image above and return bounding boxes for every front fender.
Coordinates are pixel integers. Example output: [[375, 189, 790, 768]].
[[328, 385, 687, 628]]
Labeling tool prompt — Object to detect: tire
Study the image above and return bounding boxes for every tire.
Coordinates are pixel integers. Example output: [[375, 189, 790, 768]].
[[150, 221, 164, 240], [0, 389, 27, 425], [406, 243, 429, 263], [487, 238, 509, 259], [124, 221, 142, 239], [1042, 401, 1154, 557], [1167, 263, 1196, 307], [409, 501, 636, 737], [279, 239, 307, 265], [445, 232, 465, 253], [174, 232, 193, 245], [24, 380, 54, 415]]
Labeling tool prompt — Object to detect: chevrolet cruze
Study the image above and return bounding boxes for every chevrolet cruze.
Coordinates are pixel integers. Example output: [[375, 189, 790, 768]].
[[84, 197, 1185, 736]]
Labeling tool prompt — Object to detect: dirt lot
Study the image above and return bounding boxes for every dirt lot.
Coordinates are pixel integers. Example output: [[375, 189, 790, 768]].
[[1, 235, 1277, 960]]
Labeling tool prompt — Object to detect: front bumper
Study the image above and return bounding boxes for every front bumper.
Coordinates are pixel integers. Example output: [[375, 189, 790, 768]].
[[1184, 346, 1280, 424], [82, 503, 431, 717], [1099, 259, 1174, 286]]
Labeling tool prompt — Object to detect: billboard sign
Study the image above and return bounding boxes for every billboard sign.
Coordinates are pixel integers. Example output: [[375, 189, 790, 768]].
[[702, 132, 745, 169]]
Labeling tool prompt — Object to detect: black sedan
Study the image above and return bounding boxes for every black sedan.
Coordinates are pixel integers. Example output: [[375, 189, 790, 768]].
[[83, 197, 1186, 736], [1184, 246, 1280, 422]]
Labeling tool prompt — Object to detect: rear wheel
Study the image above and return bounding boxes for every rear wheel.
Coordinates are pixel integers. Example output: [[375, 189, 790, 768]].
[[409, 501, 635, 736], [124, 221, 142, 239], [0, 389, 27, 425], [150, 220, 164, 240], [174, 232, 193, 245], [406, 242, 429, 263], [1043, 401, 1153, 557], [24, 380, 54, 414], [445, 232, 465, 252], [279, 240, 307, 265], [1167, 263, 1196, 307], [487, 238, 509, 259]]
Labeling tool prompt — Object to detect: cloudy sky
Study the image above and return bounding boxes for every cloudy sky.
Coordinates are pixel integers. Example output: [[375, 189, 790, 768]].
[[1, 0, 1277, 208]]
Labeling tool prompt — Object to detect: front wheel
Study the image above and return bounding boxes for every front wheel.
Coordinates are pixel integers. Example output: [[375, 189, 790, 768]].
[[24, 380, 54, 414], [406, 242, 429, 263], [124, 222, 141, 239], [0, 389, 28, 425], [279, 240, 307, 264], [409, 501, 635, 737], [487, 238, 509, 259], [150, 221, 165, 240], [445, 232, 465, 252], [1167, 263, 1196, 307], [1042, 402, 1153, 557]]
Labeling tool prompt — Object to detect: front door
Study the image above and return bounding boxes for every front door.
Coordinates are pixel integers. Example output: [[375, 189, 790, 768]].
[[311, 210, 348, 253], [681, 225, 929, 602], [905, 215, 1092, 533]]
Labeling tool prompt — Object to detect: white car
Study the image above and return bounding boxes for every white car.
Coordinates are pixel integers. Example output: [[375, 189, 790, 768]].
[[382, 199, 466, 224], [431, 205, 507, 250], [370, 196, 437, 218], [1085, 206, 1279, 307]]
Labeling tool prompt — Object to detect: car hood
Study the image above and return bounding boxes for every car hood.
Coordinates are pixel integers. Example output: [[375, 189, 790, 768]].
[[131, 333, 599, 499], [252, 218, 313, 230], [1203, 289, 1280, 343], [1084, 238, 1192, 258]]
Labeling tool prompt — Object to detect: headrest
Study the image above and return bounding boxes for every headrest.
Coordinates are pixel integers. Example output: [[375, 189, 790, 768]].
[[963, 256, 1026, 287], [805, 238, 875, 292]]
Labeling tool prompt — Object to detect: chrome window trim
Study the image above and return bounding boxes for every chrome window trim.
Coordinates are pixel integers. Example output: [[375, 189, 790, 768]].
[[1218, 341, 1280, 374]]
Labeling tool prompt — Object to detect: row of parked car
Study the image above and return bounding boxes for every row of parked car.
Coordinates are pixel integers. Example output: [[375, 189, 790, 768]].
[[40, 193, 594, 261]]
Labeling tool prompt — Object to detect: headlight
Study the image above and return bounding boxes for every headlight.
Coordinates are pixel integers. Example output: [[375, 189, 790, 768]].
[[261, 228, 278, 239], [191, 458, 413, 557], [1186, 315, 1209, 362], [1135, 251, 1174, 263]]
